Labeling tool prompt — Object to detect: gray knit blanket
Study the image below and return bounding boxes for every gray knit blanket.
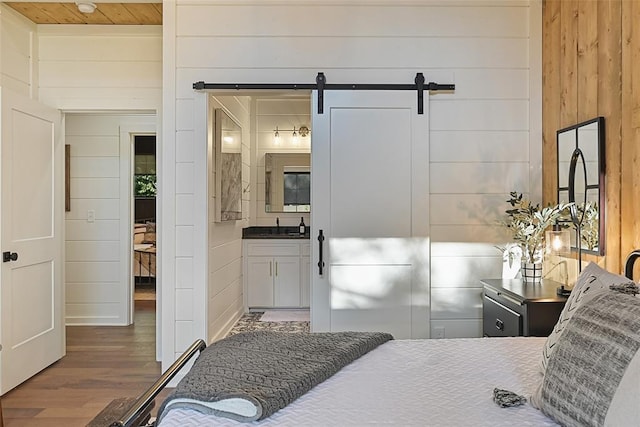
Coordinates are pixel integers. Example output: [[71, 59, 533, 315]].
[[156, 331, 393, 423]]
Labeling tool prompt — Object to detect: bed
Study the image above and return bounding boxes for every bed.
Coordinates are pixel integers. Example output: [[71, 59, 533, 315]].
[[115, 262, 639, 427], [156, 336, 557, 427]]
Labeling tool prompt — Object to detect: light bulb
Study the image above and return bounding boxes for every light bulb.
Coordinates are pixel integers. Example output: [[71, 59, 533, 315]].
[[546, 225, 570, 256], [274, 127, 281, 145], [292, 128, 299, 145]]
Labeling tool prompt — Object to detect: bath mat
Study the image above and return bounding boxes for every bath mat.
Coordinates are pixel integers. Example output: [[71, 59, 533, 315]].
[[259, 310, 310, 322]]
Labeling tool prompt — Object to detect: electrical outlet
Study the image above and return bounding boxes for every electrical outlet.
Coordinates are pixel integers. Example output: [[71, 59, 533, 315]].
[[87, 209, 95, 223], [433, 326, 445, 339]]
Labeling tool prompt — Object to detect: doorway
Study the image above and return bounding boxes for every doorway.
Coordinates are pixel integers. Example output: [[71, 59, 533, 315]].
[[133, 135, 157, 306], [64, 114, 157, 327], [204, 93, 312, 341]]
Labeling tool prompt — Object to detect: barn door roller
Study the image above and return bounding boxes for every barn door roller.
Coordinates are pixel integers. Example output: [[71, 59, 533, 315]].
[[193, 72, 455, 115]]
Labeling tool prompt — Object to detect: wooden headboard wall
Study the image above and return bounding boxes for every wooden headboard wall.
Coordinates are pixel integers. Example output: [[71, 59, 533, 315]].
[[542, 0, 640, 276]]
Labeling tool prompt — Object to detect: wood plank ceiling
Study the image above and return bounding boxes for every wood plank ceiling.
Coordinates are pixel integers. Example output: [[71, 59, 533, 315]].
[[5, 3, 162, 25]]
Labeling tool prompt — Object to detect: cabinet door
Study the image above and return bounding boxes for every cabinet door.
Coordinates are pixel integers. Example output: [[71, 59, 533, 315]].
[[274, 257, 301, 307], [301, 255, 311, 307], [247, 257, 274, 308]]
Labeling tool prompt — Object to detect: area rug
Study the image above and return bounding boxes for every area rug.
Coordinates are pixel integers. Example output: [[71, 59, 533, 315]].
[[259, 310, 310, 322], [226, 312, 309, 337]]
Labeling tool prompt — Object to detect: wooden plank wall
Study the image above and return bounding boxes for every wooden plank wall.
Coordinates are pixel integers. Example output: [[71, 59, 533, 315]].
[[621, 1, 640, 278], [542, 0, 633, 275]]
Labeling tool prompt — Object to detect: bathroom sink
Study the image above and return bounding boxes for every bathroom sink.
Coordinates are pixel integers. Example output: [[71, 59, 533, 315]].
[[242, 226, 309, 239]]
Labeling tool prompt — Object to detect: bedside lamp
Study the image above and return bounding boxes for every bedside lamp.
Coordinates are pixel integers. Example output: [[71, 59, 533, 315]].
[[546, 222, 571, 296]]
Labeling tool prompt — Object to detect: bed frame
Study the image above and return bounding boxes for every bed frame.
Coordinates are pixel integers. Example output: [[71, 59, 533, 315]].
[[108, 339, 206, 427]]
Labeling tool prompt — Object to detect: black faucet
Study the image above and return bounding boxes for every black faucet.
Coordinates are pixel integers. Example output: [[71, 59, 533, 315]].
[[276, 217, 280, 234]]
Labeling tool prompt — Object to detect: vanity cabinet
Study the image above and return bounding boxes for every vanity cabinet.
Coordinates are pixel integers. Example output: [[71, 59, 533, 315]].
[[301, 243, 311, 307], [243, 240, 310, 309]]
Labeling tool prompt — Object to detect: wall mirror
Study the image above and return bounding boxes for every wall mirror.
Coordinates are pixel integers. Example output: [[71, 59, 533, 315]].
[[215, 109, 242, 222], [557, 116, 605, 255], [265, 153, 310, 213]]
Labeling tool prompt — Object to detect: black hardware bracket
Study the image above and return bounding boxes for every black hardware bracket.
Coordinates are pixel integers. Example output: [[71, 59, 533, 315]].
[[316, 72, 326, 114], [193, 72, 455, 115]]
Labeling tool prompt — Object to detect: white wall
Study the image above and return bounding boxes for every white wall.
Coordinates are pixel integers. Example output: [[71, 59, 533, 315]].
[[0, 5, 38, 97], [1, 9, 163, 328], [37, 25, 161, 111], [65, 113, 156, 325], [163, 0, 541, 368], [430, 0, 541, 338], [35, 26, 162, 326], [253, 96, 311, 227]]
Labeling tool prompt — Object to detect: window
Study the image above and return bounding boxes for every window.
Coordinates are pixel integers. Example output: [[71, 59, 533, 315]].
[[134, 136, 157, 197], [283, 172, 310, 212]]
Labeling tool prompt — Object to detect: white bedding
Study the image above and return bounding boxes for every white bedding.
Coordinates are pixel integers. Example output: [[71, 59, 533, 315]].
[[157, 337, 559, 426]]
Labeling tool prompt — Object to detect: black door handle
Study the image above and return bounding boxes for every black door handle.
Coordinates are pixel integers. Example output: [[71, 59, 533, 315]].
[[3, 251, 18, 263], [317, 229, 325, 275]]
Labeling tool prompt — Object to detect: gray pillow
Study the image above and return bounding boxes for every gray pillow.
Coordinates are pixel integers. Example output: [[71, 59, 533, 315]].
[[534, 291, 640, 426], [537, 262, 633, 374]]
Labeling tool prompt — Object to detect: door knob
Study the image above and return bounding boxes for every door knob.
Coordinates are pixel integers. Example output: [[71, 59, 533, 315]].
[[2, 251, 18, 262]]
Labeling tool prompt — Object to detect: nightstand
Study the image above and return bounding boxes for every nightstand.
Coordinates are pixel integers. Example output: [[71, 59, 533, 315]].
[[481, 279, 568, 337]]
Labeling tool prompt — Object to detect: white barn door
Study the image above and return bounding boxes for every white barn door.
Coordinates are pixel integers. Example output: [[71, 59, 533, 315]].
[[0, 88, 64, 393], [311, 91, 430, 339]]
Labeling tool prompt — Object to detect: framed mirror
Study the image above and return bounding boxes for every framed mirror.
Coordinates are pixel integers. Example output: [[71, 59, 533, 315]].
[[557, 117, 605, 255], [264, 153, 310, 213], [215, 109, 242, 222]]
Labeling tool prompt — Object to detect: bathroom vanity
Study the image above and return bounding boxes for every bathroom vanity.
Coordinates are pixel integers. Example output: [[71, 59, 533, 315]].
[[242, 227, 310, 310]]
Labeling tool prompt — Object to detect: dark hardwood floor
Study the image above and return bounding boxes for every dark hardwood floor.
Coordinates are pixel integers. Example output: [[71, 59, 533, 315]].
[[2, 301, 167, 427]]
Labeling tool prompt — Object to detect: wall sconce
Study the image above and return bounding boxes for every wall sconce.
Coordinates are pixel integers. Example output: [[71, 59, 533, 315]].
[[273, 125, 311, 145], [76, 2, 97, 13]]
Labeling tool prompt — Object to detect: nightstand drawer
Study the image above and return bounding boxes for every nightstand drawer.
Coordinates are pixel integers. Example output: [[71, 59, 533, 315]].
[[483, 295, 522, 337]]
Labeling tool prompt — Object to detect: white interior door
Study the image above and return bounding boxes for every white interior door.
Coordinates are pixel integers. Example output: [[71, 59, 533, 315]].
[[311, 90, 430, 339], [1, 88, 64, 393]]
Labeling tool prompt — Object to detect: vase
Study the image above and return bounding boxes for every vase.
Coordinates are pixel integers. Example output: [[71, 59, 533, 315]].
[[501, 244, 522, 279], [521, 261, 542, 284]]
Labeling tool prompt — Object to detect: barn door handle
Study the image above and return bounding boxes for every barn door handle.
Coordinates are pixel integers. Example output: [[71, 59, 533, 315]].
[[317, 229, 325, 275], [3, 251, 18, 262]]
